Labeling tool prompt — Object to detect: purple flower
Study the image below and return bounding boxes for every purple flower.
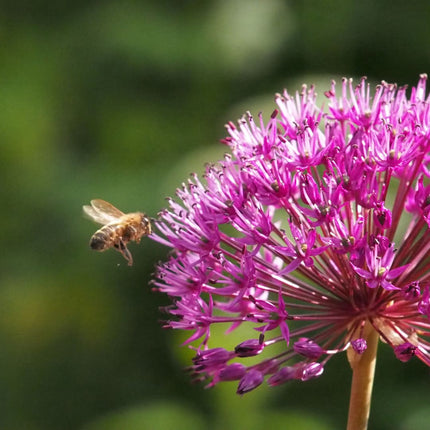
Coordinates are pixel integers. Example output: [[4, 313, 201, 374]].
[[151, 75, 430, 393], [293, 338, 324, 359], [351, 338, 367, 354], [299, 362, 324, 381], [267, 365, 297, 386], [218, 363, 247, 381], [351, 239, 408, 290], [394, 342, 417, 362], [237, 369, 264, 395], [234, 337, 265, 357]]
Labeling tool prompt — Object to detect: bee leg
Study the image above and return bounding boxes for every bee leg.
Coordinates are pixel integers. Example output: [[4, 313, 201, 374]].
[[116, 239, 133, 266]]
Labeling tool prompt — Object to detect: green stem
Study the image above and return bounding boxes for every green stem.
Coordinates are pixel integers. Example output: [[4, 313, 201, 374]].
[[346, 323, 379, 430]]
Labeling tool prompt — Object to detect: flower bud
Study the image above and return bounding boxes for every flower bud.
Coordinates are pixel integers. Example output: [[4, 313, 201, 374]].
[[237, 370, 264, 395]]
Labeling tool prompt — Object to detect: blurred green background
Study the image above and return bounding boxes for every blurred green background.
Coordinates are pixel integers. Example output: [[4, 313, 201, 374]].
[[2, 1, 430, 429]]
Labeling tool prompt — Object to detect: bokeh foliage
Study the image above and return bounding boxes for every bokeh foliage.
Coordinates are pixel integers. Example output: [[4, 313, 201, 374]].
[[1, 1, 430, 429]]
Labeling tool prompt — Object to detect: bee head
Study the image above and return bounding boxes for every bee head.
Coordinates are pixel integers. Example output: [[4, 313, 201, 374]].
[[140, 213, 152, 235]]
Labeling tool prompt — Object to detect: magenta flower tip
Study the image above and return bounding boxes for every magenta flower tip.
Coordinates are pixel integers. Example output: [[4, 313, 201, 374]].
[[237, 369, 264, 395], [351, 338, 368, 354], [152, 76, 430, 392], [267, 366, 297, 386], [299, 362, 324, 381], [219, 363, 247, 381], [234, 338, 265, 357], [293, 338, 324, 359], [394, 342, 417, 362]]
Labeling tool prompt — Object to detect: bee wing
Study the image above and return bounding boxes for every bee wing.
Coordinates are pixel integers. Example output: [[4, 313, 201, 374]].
[[83, 199, 125, 225], [83, 205, 113, 225], [91, 199, 125, 217]]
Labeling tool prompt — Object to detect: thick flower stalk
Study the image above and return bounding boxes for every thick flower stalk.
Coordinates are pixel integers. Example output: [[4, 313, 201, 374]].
[[151, 76, 430, 401]]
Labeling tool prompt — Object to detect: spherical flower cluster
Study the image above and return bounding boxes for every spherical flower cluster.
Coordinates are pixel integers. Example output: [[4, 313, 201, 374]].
[[151, 75, 430, 394]]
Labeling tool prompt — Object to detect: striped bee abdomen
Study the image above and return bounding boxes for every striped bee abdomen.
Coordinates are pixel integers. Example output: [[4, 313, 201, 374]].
[[89, 225, 117, 251]]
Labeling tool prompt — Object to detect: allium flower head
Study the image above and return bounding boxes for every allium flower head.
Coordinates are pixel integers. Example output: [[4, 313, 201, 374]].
[[152, 75, 430, 394]]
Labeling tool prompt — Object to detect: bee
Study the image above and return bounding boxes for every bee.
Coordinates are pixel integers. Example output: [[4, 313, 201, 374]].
[[83, 199, 151, 266]]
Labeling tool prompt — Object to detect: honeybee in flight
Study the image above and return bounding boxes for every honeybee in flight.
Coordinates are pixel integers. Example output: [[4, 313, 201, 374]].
[[83, 199, 151, 266]]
